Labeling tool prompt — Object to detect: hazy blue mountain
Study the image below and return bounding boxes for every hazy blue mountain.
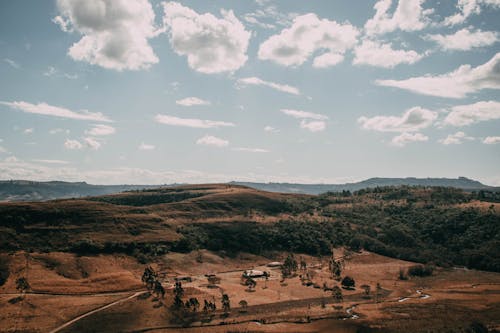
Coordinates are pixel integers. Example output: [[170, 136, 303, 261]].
[[232, 177, 497, 195], [0, 180, 162, 202]]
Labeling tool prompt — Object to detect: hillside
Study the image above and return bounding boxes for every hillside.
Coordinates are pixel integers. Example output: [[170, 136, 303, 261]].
[[0, 184, 499, 272], [1, 177, 498, 202]]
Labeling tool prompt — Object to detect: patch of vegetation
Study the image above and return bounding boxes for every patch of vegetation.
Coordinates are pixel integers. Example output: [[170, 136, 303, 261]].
[[89, 192, 204, 206]]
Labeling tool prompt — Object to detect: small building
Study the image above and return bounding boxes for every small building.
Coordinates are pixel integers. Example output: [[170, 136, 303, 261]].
[[243, 270, 267, 278], [267, 262, 282, 268]]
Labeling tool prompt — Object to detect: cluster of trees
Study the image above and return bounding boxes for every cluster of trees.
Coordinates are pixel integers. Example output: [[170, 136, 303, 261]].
[[141, 266, 165, 298]]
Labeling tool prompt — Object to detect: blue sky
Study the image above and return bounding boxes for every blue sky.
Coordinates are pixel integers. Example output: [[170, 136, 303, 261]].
[[0, 0, 499, 185]]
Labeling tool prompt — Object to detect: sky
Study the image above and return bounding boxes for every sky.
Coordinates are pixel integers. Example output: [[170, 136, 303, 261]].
[[0, 0, 499, 185]]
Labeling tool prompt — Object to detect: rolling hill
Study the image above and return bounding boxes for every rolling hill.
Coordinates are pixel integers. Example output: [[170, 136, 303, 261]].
[[1, 177, 498, 202]]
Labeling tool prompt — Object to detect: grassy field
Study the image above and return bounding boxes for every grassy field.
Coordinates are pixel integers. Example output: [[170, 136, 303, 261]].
[[0, 184, 499, 332]]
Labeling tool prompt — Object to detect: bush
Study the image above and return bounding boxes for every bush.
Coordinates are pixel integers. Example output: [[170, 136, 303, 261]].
[[407, 264, 434, 277], [341, 276, 355, 289]]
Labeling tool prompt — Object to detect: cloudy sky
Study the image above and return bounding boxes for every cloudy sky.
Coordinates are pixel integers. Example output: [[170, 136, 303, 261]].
[[0, 0, 499, 185]]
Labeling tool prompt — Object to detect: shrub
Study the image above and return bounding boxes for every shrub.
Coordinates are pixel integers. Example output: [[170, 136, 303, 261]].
[[407, 264, 434, 277]]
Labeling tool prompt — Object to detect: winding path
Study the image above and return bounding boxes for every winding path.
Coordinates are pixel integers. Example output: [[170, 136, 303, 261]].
[[48, 291, 147, 333]]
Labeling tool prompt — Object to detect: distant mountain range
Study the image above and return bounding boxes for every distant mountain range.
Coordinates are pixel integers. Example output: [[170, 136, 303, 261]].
[[0, 180, 161, 202], [233, 177, 497, 195], [0, 177, 497, 202]]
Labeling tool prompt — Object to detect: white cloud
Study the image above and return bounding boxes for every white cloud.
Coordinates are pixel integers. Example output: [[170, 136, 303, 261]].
[[242, 14, 275, 30], [176, 97, 211, 106], [32, 159, 70, 165], [258, 13, 359, 67], [63, 137, 101, 152], [281, 109, 328, 132], [376, 53, 500, 98], [237, 77, 300, 95], [196, 135, 229, 147], [83, 137, 101, 150], [64, 139, 83, 150], [443, 101, 500, 126], [439, 131, 474, 145], [391, 132, 429, 146], [444, 0, 500, 26], [4, 58, 20, 69], [358, 107, 437, 132], [0, 101, 112, 122], [353, 39, 423, 68], [43, 66, 79, 79], [44, 66, 57, 77], [243, 2, 294, 30], [163, 2, 251, 73], [50, 128, 70, 135], [426, 28, 498, 51], [155, 114, 235, 129], [0, 146, 7, 154], [300, 120, 327, 132], [264, 126, 279, 133], [23, 128, 34, 134], [85, 124, 116, 136], [138, 143, 155, 150], [54, 0, 159, 71], [483, 136, 500, 144], [364, 0, 431, 36], [312, 53, 345, 68], [232, 147, 270, 153], [280, 109, 328, 120]]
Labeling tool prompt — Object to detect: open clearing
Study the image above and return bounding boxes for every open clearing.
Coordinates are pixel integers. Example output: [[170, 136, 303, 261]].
[[1, 249, 499, 333]]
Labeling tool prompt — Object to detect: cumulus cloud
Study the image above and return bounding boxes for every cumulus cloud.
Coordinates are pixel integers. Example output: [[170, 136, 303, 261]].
[[376, 53, 500, 98], [391, 132, 429, 146], [444, 0, 500, 26], [138, 143, 155, 150], [155, 114, 235, 129], [358, 107, 438, 132], [443, 101, 500, 126], [280, 109, 328, 120], [426, 28, 498, 51], [176, 97, 211, 106], [64, 139, 83, 150], [232, 147, 270, 153], [483, 136, 500, 144], [163, 2, 251, 74], [258, 13, 359, 67], [439, 131, 474, 145], [237, 77, 300, 95], [364, 0, 431, 36], [23, 128, 34, 134], [54, 0, 160, 71], [85, 124, 116, 136], [0, 101, 111, 122], [312, 53, 345, 68], [196, 135, 229, 147], [353, 39, 424, 68]]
